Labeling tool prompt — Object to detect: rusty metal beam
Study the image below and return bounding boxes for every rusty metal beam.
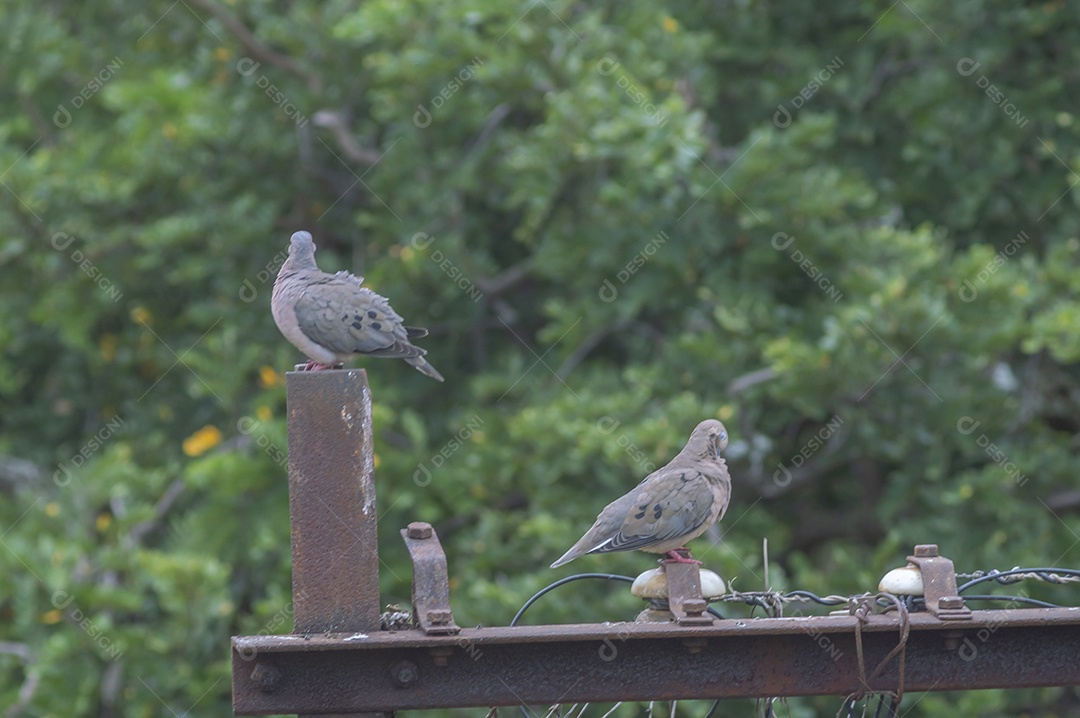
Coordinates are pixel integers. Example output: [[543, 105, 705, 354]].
[[284, 369, 379, 633], [232, 609, 1080, 713], [273, 369, 386, 718]]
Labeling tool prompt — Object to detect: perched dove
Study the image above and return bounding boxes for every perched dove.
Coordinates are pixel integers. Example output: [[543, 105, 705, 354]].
[[271, 231, 444, 381], [551, 420, 731, 568]]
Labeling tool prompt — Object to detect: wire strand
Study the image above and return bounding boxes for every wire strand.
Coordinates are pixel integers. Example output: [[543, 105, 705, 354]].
[[956, 567, 1080, 593], [511, 573, 635, 626]]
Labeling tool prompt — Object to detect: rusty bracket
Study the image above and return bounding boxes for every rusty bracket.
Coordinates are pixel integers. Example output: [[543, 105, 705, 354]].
[[907, 544, 971, 621], [665, 557, 715, 626], [401, 521, 461, 635]]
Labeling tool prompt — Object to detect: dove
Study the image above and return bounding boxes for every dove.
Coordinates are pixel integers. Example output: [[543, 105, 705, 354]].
[[271, 230, 444, 381], [551, 420, 731, 568]]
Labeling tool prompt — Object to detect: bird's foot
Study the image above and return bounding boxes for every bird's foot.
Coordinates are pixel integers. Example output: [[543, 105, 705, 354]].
[[661, 548, 702, 565], [297, 361, 342, 372]]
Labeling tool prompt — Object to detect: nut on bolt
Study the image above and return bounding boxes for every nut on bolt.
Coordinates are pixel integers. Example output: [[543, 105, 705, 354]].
[[407, 522, 433, 540], [251, 662, 281, 693], [427, 609, 452, 625], [681, 599, 707, 617], [389, 659, 419, 688], [939, 596, 965, 610], [913, 544, 939, 558]]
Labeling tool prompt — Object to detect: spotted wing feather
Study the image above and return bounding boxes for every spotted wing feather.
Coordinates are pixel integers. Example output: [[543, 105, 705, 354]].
[[293, 272, 425, 359], [594, 468, 717, 554]]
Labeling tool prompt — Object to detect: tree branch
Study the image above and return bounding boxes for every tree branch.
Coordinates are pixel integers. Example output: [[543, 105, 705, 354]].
[[727, 367, 778, 396], [187, 0, 320, 90], [557, 322, 627, 380], [473, 262, 531, 297], [2, 642, 38, 718], [124, 477, 186, 549], [312, 110, 383, 166]]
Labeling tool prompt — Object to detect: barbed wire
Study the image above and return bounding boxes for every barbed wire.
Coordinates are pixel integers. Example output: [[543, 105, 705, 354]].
[[956, 567, 1080, 592], [715, 589, 853, 616]]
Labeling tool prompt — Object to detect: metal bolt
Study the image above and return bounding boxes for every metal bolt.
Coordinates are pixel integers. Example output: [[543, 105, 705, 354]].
[[939, 596, 965, 610], [913, 544, 939, 557], [407, 522, 433, 540], [427, 609, 452, 625], [389, 659, 419, 688], [429, 646, 454, 666], [251, 662, 281, 693], [682, 637, 708, 654], [681, 599, 707, 617], [942, 630, 963, 651]]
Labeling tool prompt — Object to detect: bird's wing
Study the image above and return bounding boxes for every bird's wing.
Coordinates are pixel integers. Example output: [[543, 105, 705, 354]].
[[293, 272, 423, 358], [595, 467, 717, 553]]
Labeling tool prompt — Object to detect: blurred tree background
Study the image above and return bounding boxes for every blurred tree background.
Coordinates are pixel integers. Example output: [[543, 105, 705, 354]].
[[1, 0, 1079, 715]]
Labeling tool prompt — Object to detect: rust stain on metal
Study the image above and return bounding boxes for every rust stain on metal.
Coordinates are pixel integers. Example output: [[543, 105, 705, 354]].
[[285, 369, 380, 634], [401, 522, 460, 636]]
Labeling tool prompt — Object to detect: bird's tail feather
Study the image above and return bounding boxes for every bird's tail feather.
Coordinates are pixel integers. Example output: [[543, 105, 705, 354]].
[[408, 356, 444, 382], [550, 547, 581, 569]]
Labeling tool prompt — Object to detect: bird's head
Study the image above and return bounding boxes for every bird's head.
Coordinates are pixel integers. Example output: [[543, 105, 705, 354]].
[[287, 230, 317, 268], [688, 419, 728, 459], [290, 230, 314, 255]]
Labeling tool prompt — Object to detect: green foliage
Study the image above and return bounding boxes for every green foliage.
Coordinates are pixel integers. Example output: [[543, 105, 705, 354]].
[[2, 0, 1079, 715]]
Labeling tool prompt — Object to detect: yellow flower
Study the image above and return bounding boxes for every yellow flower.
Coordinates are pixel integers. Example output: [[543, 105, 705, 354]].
[[959, 484, 974, 500], [718, 405, 734, 421], [213, 46, 231, 62], [130, 306, 152, 326], [373, 452, 381, 470], [258, 365, 283, 388], [42, 609, 63, 625], [96, 513, 112, 532], [183, 425, 223, 457], [99, 334, 117, 361], [256, 405, 272, 422], [45, 502, 60, 518], [662, 16, 678, 33], [162, 123, 178, 139]]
